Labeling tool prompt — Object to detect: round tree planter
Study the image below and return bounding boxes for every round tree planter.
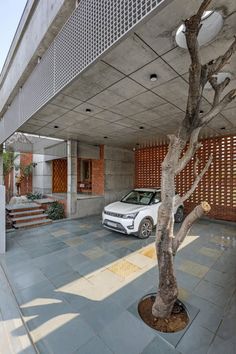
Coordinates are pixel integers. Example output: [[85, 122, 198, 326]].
[[138, 293, 189, 333]]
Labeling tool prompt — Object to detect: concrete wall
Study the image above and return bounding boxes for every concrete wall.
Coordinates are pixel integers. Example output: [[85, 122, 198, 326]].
[[77, 196, 104, 218], [33, 154, 52, 194], [0, 0, 76, 114], [104, 146, 134, 205]]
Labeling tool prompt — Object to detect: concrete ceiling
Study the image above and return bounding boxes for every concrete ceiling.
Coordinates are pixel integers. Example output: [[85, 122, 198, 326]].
[[19, 0, 236, 149]]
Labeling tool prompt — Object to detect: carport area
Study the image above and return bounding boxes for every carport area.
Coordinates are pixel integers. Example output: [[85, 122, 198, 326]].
[[0, 217, 235, 354]]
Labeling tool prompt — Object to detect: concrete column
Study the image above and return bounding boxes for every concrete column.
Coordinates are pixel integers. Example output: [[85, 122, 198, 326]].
[[67, 140, 77, 217], [0, 145, 3, 185], [0, 185, 6, 253]]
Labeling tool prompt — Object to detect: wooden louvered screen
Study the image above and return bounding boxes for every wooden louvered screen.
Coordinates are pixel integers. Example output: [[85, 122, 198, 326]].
[[135, 136, 236, 222], [52, 159, 67, 193]]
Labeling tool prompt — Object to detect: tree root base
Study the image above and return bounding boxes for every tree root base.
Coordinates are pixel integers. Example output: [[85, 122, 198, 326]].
[[138, 294, 189, 333]]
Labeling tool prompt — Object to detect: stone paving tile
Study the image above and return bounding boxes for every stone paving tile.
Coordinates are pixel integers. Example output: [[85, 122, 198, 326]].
[[204, 268, 236, 288], [88, 269, 123, 288], [72, 254, 118, 277], [41, 260, 74, 279], [79, 298, 125, 333], [15, 279, 56, 306], [110, 246, 134, 258], [194, 279, 234, 308], [99, 311, 155, 354], [176, 259, 210, 278], [82, 246, 107, 259], [217, 313, 236, 342], [2, 217, 236, 354], [51, 229, 71, 237], [64, 238, 83, 247], [208, 335, 236, 354], [50, 271, 81, 289], [141, 336, 181, 354], [35, 316, 95, 354], [126, 252, 155, 269], [176, 322, 215, 354], [176, 270, 200, 291], [73, 336, 113, 354], [198, 246, 222, 259], [10, 269, 48, 291]]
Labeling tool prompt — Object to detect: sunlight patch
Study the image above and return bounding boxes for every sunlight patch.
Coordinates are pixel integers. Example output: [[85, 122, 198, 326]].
[[108, 260, 141, 278]]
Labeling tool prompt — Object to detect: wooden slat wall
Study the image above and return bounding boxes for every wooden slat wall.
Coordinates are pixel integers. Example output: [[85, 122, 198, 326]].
[[52, 159, 67, 193], [135, 136, 236, 222]]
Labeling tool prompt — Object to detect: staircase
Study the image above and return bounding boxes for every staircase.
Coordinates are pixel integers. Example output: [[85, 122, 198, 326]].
[[6, 203, 52, 229]]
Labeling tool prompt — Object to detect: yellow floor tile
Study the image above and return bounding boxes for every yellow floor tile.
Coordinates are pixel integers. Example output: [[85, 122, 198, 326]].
[[108, 260, 141, 278], [139, 245, 156, 259]]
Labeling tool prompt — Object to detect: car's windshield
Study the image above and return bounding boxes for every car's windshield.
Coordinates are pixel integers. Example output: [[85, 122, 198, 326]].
[[121, 190, 160, 205]]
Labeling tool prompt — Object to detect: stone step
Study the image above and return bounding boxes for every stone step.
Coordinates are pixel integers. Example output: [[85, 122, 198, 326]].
[[6, 203, 40, 212], [13, 219, 52, 229], [12, 214, 49, 224], [9, 209, 44, 218]]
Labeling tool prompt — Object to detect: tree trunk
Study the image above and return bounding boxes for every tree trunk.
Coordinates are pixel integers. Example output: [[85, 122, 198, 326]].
[[152, 206, 178, 318], [152, 137, 181, 318]]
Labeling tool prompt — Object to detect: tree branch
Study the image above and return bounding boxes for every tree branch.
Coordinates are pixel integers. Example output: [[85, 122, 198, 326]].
[[173, 201, 211, 254], [209, 76, 231, 106], [201, 89, 236, 125], [175, 127, 201, 175], [208, 37, 236, 78], [175, 154, 213, 208]]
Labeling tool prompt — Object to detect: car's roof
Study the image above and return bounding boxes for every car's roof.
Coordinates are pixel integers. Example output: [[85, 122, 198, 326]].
[[134, 188, 160, 192]]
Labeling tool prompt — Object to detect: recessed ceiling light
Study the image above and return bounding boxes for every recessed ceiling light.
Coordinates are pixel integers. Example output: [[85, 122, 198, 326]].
[[204, 72, 232, 90], [86, 108, 92, 113], [175, 11, 223, 49], [139, 126, 144, 130], [150, 74, 158, 82], [54, 125, 59, 129]]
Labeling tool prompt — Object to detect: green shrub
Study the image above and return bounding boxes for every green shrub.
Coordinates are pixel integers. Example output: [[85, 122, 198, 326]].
[[47, 201, 65, 220], [27, 192, 43, 200]]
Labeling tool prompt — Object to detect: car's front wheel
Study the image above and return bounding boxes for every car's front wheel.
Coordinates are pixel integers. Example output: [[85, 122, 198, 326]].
[[138, 219, 153, 239]]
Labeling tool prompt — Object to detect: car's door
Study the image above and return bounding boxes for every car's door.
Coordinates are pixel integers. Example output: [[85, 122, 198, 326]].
[[149, 192, 161, 225]]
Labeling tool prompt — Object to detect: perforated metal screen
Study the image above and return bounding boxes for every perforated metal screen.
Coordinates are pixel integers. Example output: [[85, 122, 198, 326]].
[[0, 0, 167, 144], [135, 135, 236, 221]]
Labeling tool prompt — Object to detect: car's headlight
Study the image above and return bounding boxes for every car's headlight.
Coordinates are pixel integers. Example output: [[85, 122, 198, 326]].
[[123, 212, 139, 219]]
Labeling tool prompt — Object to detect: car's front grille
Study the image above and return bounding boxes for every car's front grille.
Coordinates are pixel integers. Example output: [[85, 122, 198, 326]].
[[103, 219, 127, 233], [104, 210, 124, 218]]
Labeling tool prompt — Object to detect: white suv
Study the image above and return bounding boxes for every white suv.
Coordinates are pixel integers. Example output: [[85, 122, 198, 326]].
[[102, 188, 184, 238]]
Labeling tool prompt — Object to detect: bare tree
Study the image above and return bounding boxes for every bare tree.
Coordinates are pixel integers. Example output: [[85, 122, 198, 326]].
[[152, 0, 236, 319]]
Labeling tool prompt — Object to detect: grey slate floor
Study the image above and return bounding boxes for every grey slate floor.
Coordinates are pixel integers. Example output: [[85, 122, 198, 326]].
[[0, 216, 236, 354]]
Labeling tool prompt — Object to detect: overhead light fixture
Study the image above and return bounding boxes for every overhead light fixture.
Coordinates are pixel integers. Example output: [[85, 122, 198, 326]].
[[204, 72, 232, 90], [54, 125, 59, 129], [175, 10, 223, 49], [150, 74, 158, 82]]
